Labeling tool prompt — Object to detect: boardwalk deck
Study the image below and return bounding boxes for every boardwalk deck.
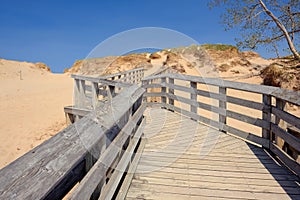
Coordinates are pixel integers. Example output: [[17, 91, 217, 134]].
[[126, 107, 300, 200]]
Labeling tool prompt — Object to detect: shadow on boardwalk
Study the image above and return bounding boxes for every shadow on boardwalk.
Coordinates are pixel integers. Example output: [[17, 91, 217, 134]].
[[247, 143, 300, 199]]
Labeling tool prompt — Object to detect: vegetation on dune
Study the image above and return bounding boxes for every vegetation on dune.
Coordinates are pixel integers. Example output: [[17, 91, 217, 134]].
[[201, 44, 238, 51], [35, 62, 51, 72], [261, 64, 300, 91]]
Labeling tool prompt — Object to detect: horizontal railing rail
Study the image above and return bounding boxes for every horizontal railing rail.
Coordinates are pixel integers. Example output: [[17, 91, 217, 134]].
[[65, 68, 144, 123], [142, 73, 300, 176], [0, 85, 145, 200], [101, 67, 144, 83]]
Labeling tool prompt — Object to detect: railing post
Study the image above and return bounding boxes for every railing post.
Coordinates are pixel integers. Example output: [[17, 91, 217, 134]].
[[141, 69, 144, 81], [91, 82, 99, 109], [142, 80, 149, 103], [74, 79, 80, 107], [79, 80, 86, 108], [274, 98, 287, 149], [128, 72, 132, 83], [161, 77, 167, 106], [190, 81, 197, 117], [132, 71, 136, 84], [74, 79, 86, 109], [168, 77, 174, 111], [117, 75, 122, 92], [262, 94, 271, 149], [138, 70, 142, 82], [219, 87, 227, 133]]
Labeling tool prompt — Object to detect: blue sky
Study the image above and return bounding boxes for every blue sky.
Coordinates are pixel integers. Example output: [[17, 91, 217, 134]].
[[0, 0, 276, 73]]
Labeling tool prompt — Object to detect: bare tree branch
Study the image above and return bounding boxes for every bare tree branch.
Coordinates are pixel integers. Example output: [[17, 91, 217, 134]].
[[209, 0, 300, 61], [258, 0, 300, 60]]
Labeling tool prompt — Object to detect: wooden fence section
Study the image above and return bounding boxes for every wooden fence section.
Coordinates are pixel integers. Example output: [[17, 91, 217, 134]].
[[0, 85, 146, 200], [101, 67, 145, 84], [142, 73, 300, 176], [65, 68, 144, 123]]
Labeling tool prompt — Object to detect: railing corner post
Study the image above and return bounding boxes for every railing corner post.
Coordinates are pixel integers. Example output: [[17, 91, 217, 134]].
[[190, 81, 197, 120], [91, 82, 99, 109], [161, 77, 167, 107], [142, 79, 149, 103], [262, 94, 272, 149], [219, 87, 227, 133], [168, 77, 175, 112]]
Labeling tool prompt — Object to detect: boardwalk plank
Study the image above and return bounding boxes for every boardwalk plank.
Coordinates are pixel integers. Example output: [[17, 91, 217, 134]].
[[126, 108, 300, 199]]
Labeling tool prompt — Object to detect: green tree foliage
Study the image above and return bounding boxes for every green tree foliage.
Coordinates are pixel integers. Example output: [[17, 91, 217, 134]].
[[209, 0, 300, 60]]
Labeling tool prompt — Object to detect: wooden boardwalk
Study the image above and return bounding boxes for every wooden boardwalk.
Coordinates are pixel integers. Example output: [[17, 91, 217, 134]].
[[126, 107, 300, 200]]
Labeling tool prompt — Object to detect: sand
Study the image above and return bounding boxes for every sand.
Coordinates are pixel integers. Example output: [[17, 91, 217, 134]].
[[0, 59, 73, 168]]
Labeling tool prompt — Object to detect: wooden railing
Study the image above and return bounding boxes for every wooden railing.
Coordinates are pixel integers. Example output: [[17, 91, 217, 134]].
[[73, 68, 144, 109], [0, 85, 146, 200], [142, 73, 300, 175], [1, 71, 299, 199], [101, 67, 145, 84], [64, 68, 144, 123]]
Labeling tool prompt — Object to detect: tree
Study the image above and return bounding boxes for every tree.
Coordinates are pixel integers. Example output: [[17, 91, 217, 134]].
[[209, 0, 300, 61]]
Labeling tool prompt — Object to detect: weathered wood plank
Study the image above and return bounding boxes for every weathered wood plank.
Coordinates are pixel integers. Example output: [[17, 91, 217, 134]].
[[226, 110, 270, 130], [272, 106, 300, 130], [219, 87, 226, 132], [68, 105, 146, 199], [71, 74, 133, 88], [136, 162, 299, 181], [161, 77, 167, 104], [142, 83, 165, 89], [64, 106, 91, 117], [226, 95, 267, 111], [99, 120, 145, 200], [140, 153, 282, 168], [126, 108, 300, 200], [0, 85, 145, 200], [128, 180, 297, 200], [270, 143, 300, 175], [271, 123, 300, 152], [73, 79, 80, 107], [143, 73, 300, 106], [143, 92, 165, 97], [138, 159, 292, 175], [133, 171, 298, 187], [166, 93, 225, 115], [132, 175, 300, 194], [190, 81, 197, 115], [166, 73, 292, 99], [0, 118, 100, 199], [74, 68, 144, 81], [91, 82, 99, 109], [168, 78, 174, 106], [127, 190, 244, 200], [116, 139, 146, 200], [159, 103, 269, 147]]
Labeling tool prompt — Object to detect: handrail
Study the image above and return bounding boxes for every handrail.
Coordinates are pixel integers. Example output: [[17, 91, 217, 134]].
[[142, 73, 300, 175], [0, 85, 145, 199], [67, 69, 145, 120], [143, 73, 300, 106], [101, 67, 144, 80]]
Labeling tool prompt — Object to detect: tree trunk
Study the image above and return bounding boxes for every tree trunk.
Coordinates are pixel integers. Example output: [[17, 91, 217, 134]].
[[259, 0, 300, 61]]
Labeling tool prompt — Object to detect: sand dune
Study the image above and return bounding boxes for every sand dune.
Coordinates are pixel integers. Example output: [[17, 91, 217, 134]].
[[0, 59, 73, 168]]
